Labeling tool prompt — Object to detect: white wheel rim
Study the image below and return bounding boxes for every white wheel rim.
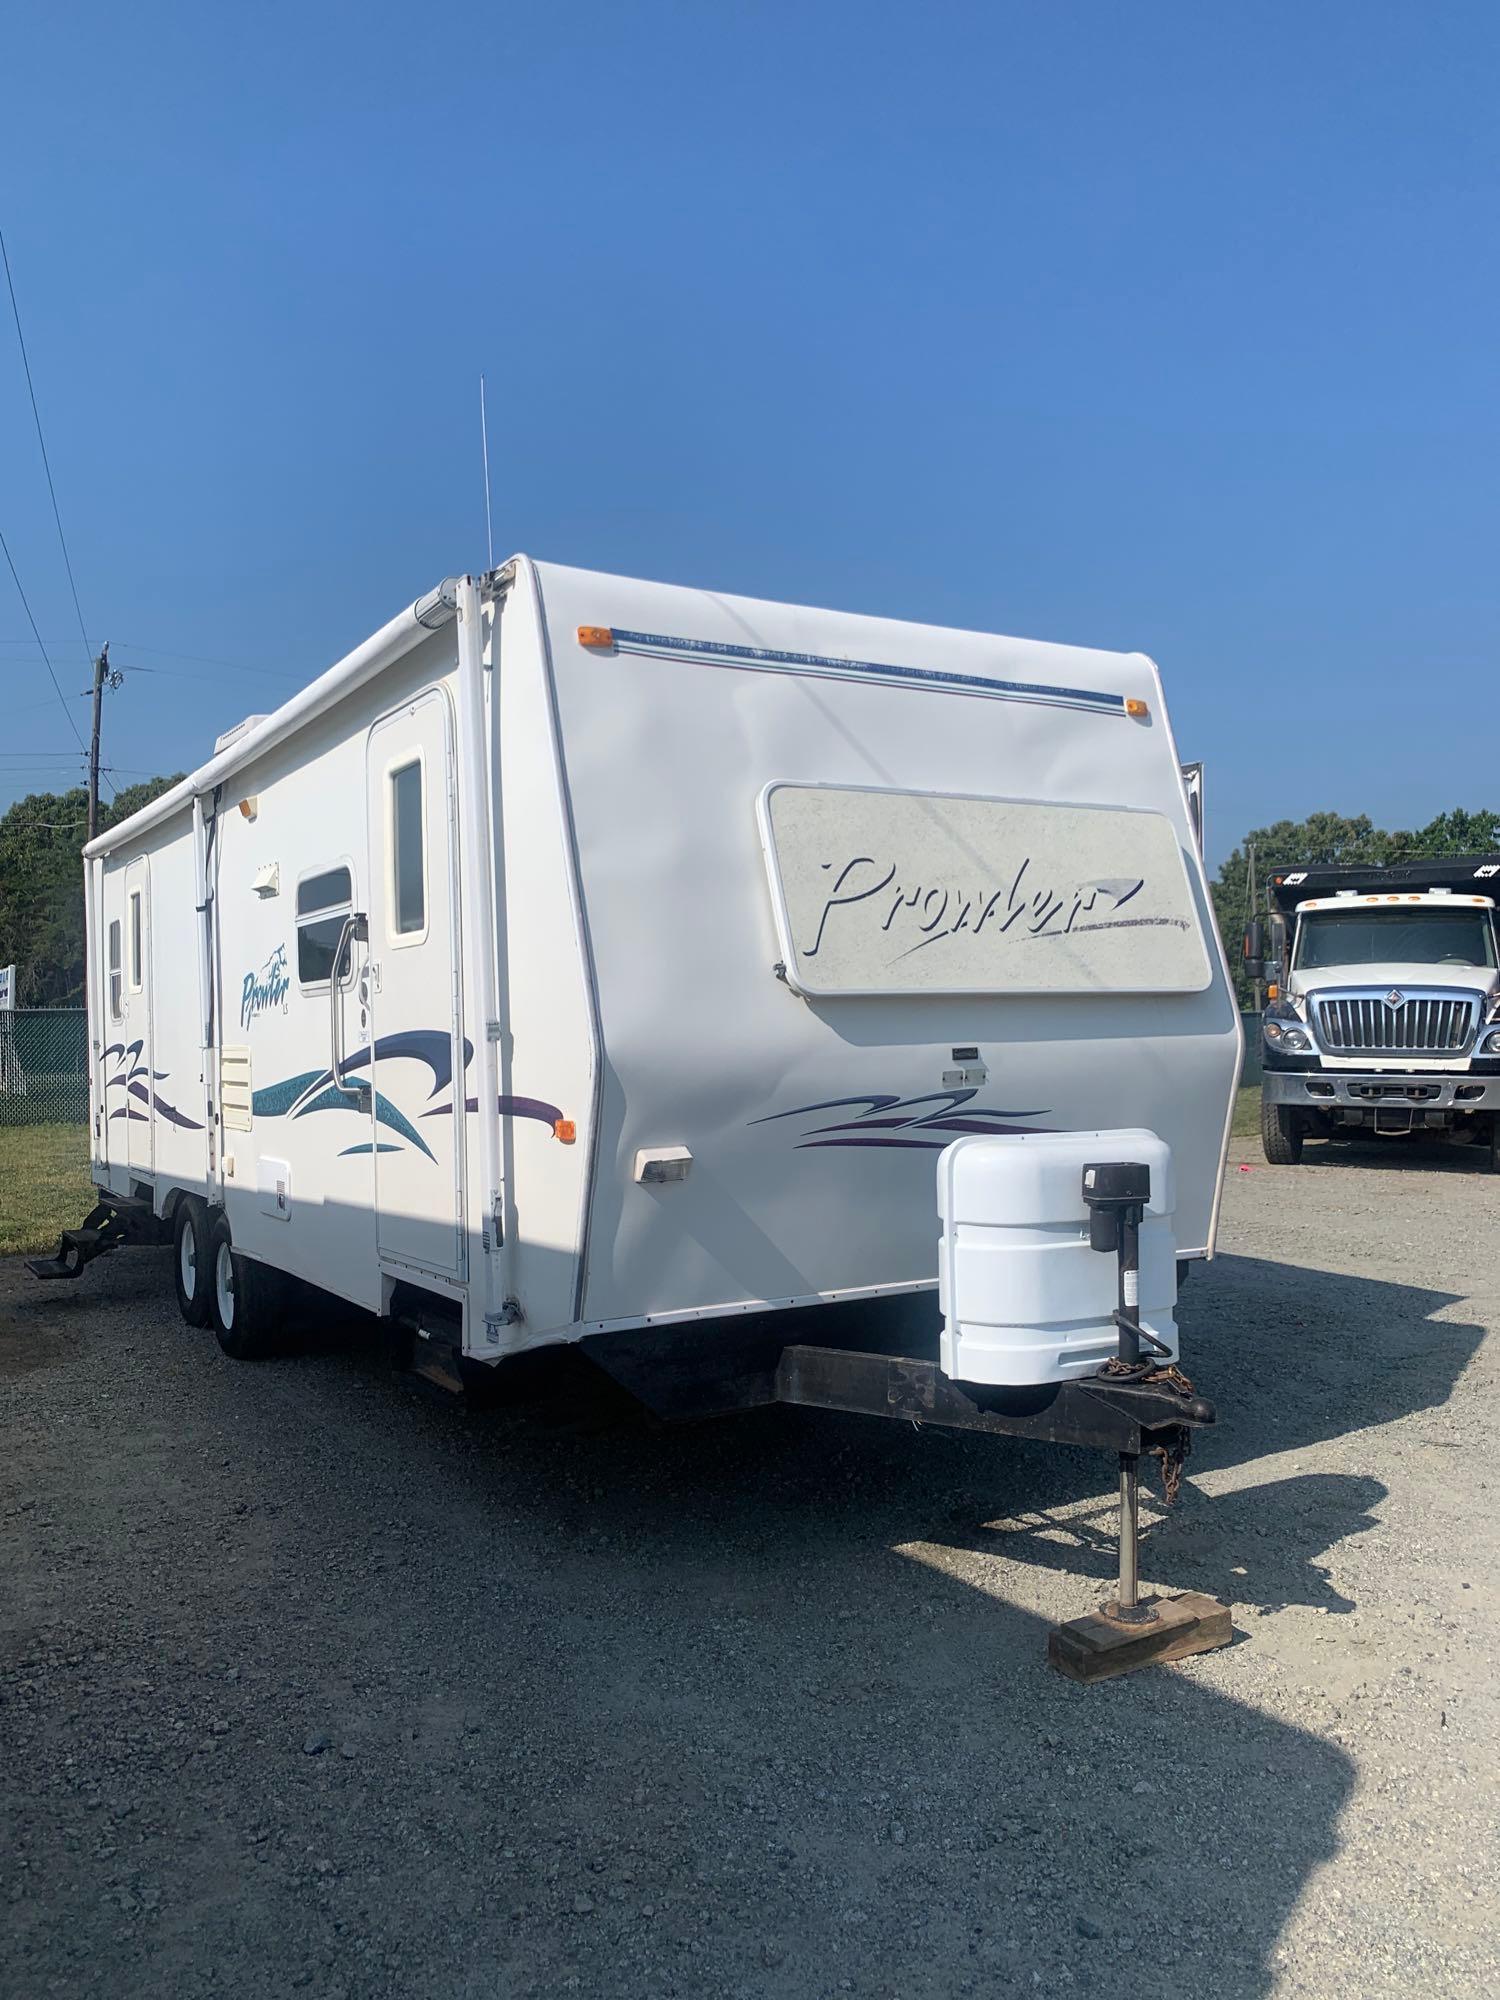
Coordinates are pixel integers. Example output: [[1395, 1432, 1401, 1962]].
[[215, 1242, 236, 1329], [179, 1217, 198, 1300]]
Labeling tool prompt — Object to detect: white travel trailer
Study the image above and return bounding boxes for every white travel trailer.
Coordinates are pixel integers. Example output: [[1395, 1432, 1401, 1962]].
[[39, 558, 1240, 1407]]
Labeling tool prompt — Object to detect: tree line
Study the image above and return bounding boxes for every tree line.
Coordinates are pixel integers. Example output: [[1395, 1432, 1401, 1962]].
[[0, 778, 182, 1007], [1210, 808, 1500, 1006], [1, 780, 1497, 1013]]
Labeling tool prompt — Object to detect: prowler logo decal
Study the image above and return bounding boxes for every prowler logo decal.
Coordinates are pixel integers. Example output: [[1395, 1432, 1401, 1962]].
[[241, 944, 290, 1029]]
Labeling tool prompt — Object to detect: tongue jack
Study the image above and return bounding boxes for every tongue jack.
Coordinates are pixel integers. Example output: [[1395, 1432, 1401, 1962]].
[[1082, 1160, 1160, 1625]]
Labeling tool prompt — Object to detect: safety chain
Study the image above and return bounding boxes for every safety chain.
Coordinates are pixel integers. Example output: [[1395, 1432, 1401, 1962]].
[[1147, 1430, 1190, 1505], [1098, 1356, 1197, 1397], [1099, 1357, 1196, 1505]]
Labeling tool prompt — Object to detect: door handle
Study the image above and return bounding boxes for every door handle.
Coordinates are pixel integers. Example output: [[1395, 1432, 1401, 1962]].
[[329, 912, 370, 1105]]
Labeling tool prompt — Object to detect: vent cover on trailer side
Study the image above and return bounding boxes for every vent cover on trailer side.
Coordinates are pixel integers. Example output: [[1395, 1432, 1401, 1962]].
[[221, 1046, 253, 1132]]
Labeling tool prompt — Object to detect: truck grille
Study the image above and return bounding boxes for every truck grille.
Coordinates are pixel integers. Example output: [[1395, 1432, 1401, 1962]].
[[1311, 991, 1479, 1056]]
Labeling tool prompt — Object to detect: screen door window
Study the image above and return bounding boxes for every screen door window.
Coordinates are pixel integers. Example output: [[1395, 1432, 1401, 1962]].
[[389, 759, 426, 941]]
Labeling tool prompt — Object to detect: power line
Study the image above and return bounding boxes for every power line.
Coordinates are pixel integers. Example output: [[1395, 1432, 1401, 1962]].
[[2, 644, 303, 684], [116, 661, 300, 685], [0, 525, 89, 760], [112, 640, 302, 676], [11, 694, 87, 715], [0, 635, 306, 681], [0, 227, 93, 670]]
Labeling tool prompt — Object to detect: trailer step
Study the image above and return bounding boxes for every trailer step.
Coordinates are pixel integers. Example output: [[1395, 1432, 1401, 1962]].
[[25, 1199, 166, 1281]]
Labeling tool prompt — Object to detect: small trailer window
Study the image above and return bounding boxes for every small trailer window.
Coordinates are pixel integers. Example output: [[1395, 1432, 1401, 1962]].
[[107, 920, 122, 1018], [297, 867, 353, 985], [128, 890, 143, 992], [390, 759, 425, 938]]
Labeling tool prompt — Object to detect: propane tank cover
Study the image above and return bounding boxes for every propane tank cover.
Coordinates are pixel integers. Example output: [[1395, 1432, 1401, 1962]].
[[936, 1129, 1178, 1388]]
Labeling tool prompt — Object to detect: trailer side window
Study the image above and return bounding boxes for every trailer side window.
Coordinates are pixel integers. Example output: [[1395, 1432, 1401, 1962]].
[[389, 759, 425, 939], [107, 920, 122, 1019], [297, 867, 353, 985], [128, 890, 143, 992]]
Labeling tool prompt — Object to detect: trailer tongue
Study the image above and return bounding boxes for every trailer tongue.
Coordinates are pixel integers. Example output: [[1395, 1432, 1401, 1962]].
[[585, 1128, 1229, 1681]]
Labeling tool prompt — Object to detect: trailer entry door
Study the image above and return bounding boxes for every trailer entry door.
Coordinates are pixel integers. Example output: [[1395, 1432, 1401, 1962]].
[[365, 690, 465, 1279], [123, 857, 153, 1180]]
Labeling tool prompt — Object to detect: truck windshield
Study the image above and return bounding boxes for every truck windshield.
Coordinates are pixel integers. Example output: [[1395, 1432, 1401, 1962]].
[[1294, 908, 1497, 971]]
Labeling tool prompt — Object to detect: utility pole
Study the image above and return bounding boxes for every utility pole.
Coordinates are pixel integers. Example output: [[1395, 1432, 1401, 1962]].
[[1247, 837, 1263, 1013], [86, 642, 121, 842]]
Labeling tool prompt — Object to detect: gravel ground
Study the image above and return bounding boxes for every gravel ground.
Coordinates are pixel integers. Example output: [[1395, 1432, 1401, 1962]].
[[3, 1137, 1497, 1999]]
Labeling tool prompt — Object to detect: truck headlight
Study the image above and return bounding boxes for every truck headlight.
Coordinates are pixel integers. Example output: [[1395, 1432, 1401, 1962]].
[[1482, 1027, 1500, 1055], [1264, 1019, 1312, 1053]]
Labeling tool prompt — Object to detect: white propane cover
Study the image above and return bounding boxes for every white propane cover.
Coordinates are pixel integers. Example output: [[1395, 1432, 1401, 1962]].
[[937, 1129, 1178, 1388]]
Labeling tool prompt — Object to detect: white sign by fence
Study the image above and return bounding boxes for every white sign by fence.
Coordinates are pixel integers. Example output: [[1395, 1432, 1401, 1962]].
[[0, 965, 13, 1011], [758, 784, 1211, 997]]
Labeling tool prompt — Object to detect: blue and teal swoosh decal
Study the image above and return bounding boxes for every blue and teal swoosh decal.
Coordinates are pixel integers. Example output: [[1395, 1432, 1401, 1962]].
[[249, 1032, 490, 1163], [290, 1082, 436, 1160], [250, 1069, 326, 1118], [250, 1034, 565, 1164], [251, 1059, 436, 1163]]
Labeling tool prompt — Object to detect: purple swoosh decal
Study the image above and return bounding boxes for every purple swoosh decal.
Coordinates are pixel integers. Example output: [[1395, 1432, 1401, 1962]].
[[152, 1093, 204, 1131], [797, 1135, 960, 1151], [753, 1086, 1054, 1151], [750, 1094, 903, 1126], [428, 1094, 564, 1128]]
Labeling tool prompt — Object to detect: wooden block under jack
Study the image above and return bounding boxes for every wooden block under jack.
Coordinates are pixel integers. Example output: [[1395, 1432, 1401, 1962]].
[[1047, 1593, 1234, 1683]]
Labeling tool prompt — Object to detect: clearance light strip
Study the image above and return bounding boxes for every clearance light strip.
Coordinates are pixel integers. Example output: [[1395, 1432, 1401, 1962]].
[[579, 625, 1134, 717]]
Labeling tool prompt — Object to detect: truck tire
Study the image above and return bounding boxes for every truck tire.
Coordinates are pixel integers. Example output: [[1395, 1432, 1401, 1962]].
[[1487, 1116, 1500, 1174], [1260, 1095, 1304, 1165], [209, 1215, 286, 1360], [172, 1197, 213, 1328]]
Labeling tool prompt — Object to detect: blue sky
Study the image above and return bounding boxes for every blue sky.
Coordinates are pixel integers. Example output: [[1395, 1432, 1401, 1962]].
[[2, 1, 1495, 864]]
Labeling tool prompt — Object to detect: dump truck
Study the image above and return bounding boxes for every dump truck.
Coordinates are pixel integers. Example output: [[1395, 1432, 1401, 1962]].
[[1247, 857, 1500, 1167]]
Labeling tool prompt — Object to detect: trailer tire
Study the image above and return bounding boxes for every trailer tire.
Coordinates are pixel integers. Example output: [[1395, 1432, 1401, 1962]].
[[209, 1216, 286, 1360], [1260, 1096, 1304, 1165], [172, 1197, 213, 1328]]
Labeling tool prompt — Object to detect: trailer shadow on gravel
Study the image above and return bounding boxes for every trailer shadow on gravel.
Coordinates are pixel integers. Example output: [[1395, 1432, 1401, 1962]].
[[1180, 1248, 1483, 1462], [0, 1239, 1484, 2000], [1294, 1132, 1496, 1174]]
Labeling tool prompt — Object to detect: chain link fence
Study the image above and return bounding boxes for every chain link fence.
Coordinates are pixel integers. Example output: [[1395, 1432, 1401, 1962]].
[[0, 1009, 94, 1256], [0, 1008, 89, 1124]]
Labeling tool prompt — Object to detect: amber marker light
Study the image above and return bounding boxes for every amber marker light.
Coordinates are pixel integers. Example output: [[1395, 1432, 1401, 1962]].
[[554, 1119, 577, 1143], [577, 626, 614, 648], [1125, 698, 1149, 718]]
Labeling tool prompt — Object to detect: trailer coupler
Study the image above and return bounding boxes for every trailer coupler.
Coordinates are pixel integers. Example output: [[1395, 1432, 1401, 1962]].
[[25, 1197, 163, 1281], [773, 1343, 1211, 1464], [773, 1342, 1229, 1680]]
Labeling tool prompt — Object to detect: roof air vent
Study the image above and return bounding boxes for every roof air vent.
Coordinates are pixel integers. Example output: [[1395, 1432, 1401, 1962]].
[[214, 714, 270, 754]]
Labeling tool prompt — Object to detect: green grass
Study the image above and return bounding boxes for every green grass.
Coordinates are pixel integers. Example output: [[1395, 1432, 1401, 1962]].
[[0, 1123, 96, 1258], [0, 1090, 1269, 1256]]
